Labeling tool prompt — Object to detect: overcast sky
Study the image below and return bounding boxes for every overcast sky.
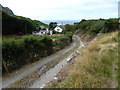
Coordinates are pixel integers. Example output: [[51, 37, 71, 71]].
[[0, 0, 119, 20]]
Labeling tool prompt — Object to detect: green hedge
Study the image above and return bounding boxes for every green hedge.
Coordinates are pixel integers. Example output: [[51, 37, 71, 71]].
[[2, 36, 70, 74], [53, 36, 70, 51]]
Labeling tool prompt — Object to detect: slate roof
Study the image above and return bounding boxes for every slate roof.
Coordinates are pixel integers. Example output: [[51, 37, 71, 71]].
[[59, 25, 65, 30], [39, 26, 46, 30]]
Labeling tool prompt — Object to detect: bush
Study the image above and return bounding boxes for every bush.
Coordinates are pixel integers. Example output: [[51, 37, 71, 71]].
[[74, 18, 118, 35], [2, 35, 71, 74], [52, 36, 70, 51], [2, 36, 54, 74], [2, 38, 25, 73]]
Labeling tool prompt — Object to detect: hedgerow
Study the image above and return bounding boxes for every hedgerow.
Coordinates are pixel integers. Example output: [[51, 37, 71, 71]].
[[2, 35, 70, 74]]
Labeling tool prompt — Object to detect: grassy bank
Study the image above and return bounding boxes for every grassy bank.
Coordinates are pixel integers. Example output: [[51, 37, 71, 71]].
[[2, 35, 70, 75], [49, 30, 119, 88]]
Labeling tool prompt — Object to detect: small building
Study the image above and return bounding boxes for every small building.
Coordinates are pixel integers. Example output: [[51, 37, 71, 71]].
[[39, 28, 49, 35], [33, 26, 50, 35], [54, 24, 65, 33], [54, 26, 63, 33]]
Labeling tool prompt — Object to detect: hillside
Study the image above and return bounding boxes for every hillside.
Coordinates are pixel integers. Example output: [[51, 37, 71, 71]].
[[48, 30, 119, 88], [1, 8, 48, 35], [64, 18, 118, 41], [1, 5, 14, 15], [47, 18, 119, 88]]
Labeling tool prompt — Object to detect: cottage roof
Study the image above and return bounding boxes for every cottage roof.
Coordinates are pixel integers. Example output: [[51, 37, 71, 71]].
[[39, 25, 46, 30], [59, 25, 65, 29]]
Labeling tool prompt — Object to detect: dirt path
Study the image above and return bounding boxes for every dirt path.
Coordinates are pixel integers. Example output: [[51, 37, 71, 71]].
[[1, 35, 81, 89], [29, 35, 83, 88]]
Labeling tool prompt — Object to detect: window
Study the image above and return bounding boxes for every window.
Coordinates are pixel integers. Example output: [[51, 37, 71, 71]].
[[57, 29, 60, 31]]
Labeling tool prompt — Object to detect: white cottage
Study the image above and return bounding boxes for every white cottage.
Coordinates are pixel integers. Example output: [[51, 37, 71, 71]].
[[33, 26, 49, 35], [54, 26, 63, 33], [54, 24, 65, 33], [39, 28, 49, 35]]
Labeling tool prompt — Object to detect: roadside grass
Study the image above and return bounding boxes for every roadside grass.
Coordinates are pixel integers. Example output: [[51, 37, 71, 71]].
[[49, 31, 118, 88]]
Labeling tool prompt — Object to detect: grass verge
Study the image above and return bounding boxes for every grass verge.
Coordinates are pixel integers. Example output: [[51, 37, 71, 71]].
[[48, 31, 119, 88]]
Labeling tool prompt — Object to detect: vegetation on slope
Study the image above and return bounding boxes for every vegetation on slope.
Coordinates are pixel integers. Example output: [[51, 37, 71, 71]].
[[75, 18, 118, 33], [2, 9, 119, 88], [2, 9, 72, 75], [49, 30, 119, 88], [48, 18, 119, 88], [64, 18, 118, 38], [2, 10, 48, 35]]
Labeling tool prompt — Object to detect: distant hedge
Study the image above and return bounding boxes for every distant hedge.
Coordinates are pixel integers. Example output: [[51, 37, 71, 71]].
[[74, 18, 118, 34], [2, 36, 70, 74]]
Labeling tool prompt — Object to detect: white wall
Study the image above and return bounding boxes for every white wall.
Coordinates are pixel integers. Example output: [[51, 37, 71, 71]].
[[54, 26, 63, 32]]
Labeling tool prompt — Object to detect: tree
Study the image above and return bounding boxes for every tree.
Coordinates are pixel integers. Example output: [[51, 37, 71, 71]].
[[81, 19, 86, 22], [49, 22, 57, 30]]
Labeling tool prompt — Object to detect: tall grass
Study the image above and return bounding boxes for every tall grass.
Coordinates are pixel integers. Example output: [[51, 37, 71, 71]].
[[49, 31, 118, 88]]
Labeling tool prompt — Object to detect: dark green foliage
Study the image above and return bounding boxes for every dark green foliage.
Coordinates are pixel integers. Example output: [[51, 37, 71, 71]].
[[65, 32, 73, 42], [2, 35, 70, 74], [49, 22, 57, 30], [2, 39, 25, 73], [58, 36, 70, 49], [74, 18, 118, 35], [62, 24, 75, 41], [40, 36, 53, 55], [102, 19, 118, 33], [33, 20, 49, 30], [81, 19, 86, 22], [53, 36, 70, 51], [52, 30, 57, 34], [2, 36, 53, 74], [2, 11, 35, 35], [2, 10, 48, 35], [64, 24, 74, 33]]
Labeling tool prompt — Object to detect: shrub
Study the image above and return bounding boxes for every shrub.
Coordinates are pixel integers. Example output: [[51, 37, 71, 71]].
[[2, 35, 71, 74], [2, 36, 54, 74], [74, 18, 118, 35]]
